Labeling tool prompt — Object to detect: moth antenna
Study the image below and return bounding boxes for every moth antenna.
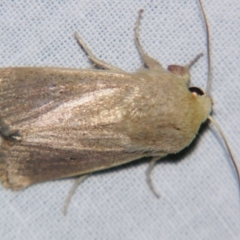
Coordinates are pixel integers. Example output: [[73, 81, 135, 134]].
[[208, 116, 240, 192], [198, 0, 212, 96], [63, 174, 88, 215]]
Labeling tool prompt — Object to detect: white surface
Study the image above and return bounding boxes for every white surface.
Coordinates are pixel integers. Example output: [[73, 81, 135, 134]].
[[0, 0, 240, 240]]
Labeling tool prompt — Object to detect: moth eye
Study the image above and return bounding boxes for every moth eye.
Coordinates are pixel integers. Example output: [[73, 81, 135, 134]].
[[189, 87, 204, 96]]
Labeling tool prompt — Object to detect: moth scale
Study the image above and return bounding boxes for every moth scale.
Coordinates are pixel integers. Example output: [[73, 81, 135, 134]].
[[0, 0, 239, 214]]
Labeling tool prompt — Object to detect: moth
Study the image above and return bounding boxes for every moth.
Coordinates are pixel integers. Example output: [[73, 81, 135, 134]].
[[0, 0, 239, 213]]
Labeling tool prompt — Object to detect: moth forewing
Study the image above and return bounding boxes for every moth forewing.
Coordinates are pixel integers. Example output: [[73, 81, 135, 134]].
[[0, 67, 146, 189]]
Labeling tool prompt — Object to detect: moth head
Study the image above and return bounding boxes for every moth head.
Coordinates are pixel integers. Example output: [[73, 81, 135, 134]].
[[168, 58, 240, 192]]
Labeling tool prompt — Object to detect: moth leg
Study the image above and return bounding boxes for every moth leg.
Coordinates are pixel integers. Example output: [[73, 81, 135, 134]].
[[135, 10, 163, 71], [74, 32, 124, 72], [63, 174, 89, 215], [146, 156, 160, 198]]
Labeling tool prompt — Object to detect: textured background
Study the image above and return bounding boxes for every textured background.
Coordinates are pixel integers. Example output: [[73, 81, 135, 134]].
[[0, 0, 240, 239]]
